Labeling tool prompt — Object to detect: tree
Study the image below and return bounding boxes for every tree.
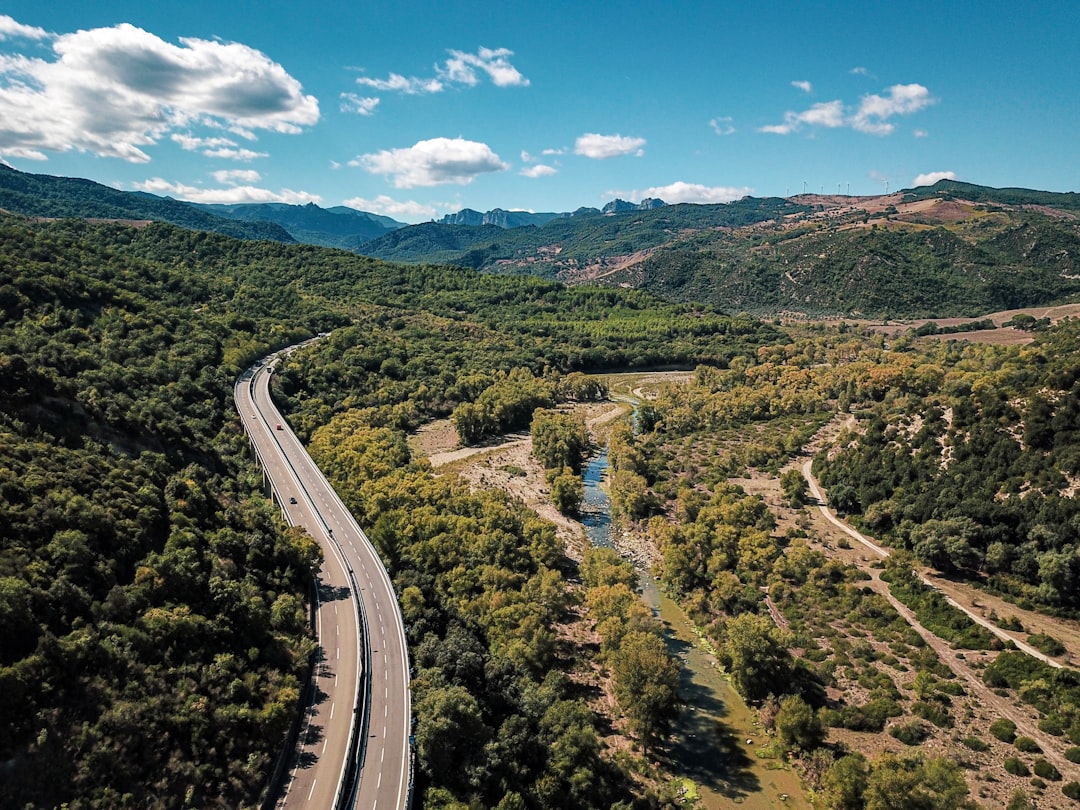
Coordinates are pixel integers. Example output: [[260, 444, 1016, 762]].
[[547, 468, 583, 515], [609, 630, 680, 756], [864, 752, 973, 810], [531, 409, 589, 473], [413, 684, 491, 789], [720, 613, 793, 702], [779, 469, 808, 507], [820, 753, 868, 810], [774, 694, 824, 752]]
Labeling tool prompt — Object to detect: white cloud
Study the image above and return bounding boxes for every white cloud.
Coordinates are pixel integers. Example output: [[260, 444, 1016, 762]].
[[760, 100, 844, 134], [914, 128, 928, 138], [850, 66, 872, 77], [354, 46, 527, 98], [351, 136, 508, 188], [912, 171, 956, 186], [710, 116, 735, 136], [340, 92, 380, 115], [134, 176, 321, 204], [204, 147, 269, 160], [791, 80, 813, 93], [608, 181, 753, 205], [520, 163, 556, 178], [355, 72, 444, 95], [574, 133, 646, 159], [851, 83, 934, 135], [0, 19, 318, 163], [761, 83, 933, 136], [342, 194, 439, 220], [212, 168, 261, 185], [441, 47, 529, 88], [172, 133, 237, 151], [0, 14, 50, 41]]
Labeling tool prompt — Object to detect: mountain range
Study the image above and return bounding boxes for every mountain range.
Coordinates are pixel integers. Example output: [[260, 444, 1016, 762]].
[[1, 162, 1078, 319]]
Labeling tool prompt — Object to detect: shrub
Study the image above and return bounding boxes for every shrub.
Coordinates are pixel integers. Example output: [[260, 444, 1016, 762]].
[[1028, 633, 1066, 657], [962, 736, 990, 752], [990, 718, 1018, 743], [1039, 717, 1065, 736], [1063, 781, 1080, 801], [1014, 736, 1041, 754], [1066, 746, 1080, 764], [888, 721, 929, 746], [1003, 757, 1030, 776], [1033, 758, 1061, 781], [912, 700, 953, 728]]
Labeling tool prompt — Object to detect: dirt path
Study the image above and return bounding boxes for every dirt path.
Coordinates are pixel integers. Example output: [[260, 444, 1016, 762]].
[[800, 456, 1079, 781], [802, 459, 1063, 669]]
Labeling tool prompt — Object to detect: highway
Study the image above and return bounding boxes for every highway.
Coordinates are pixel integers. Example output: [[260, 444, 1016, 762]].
[[235, 349, 412, 810]]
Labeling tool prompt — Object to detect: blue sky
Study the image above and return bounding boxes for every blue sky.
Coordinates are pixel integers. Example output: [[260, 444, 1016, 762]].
[[1, 1, 1077, 222]]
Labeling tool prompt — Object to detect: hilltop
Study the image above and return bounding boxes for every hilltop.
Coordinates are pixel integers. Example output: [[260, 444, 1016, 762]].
[[363, 181, 1080, 319], [2, 163, 1078, 319]]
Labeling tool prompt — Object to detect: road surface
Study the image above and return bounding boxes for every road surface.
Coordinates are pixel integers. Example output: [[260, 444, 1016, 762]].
[[236, 352, 412, 809]]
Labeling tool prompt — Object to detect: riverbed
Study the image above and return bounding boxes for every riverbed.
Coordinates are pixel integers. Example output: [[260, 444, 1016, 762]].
[[582, 450, 809, 810]]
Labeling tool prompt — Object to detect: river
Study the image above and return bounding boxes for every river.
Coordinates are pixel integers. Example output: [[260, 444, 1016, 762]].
[[581, 450, 809, 809]]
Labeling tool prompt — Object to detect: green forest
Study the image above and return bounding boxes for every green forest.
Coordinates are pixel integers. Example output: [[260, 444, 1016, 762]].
[[5, 198, 1080, 809], [0, 213, 773, 808]]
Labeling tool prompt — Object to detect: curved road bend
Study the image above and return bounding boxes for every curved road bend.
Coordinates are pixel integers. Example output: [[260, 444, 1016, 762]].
[[236, 354, 412, 810]]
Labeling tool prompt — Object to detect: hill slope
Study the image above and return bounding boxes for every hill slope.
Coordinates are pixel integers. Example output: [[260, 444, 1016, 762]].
[[193, 201, 404, 249], [364, 181, 1080, 318], [0, 164, 294, 242]]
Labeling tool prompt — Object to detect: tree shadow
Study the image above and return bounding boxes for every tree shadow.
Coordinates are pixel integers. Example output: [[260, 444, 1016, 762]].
[[317, 582, 351, 602], [659, 626, 763, 800]]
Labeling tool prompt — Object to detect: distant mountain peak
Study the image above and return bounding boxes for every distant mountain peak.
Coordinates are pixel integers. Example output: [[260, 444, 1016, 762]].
[[602, 198, 667, 214]]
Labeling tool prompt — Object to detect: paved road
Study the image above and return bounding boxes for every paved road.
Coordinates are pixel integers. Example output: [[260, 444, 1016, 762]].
[[236, 353, 412, 809]]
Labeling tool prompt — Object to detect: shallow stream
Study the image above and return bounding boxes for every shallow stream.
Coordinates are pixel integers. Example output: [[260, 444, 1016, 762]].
[[581, 450, 809, 809]]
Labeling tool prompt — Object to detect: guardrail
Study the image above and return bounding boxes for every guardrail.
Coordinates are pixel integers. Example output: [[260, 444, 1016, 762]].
[[235, 362, 364, 808], [237, 348, 413, 809]]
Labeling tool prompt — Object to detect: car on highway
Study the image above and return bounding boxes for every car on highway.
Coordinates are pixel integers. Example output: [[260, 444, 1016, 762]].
[[276, 423, 283, 430], [289, 496, 298, 504]]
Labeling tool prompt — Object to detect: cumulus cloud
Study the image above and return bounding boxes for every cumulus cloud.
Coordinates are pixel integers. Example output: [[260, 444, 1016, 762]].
[[791, 80, 813, 93], [912, 171, 956, 186], [520, 163, 556, 178], [0, 14, 49, 40], [914, 128, 929, 138], [340, 92, 380, 115], [342, 194, 439, 220], [212, 168, 261, 185], [761, 83, 933, 136], [0, 19, 318, 163], [710, 116, 735, 136], [850, 66, 871, 76], [355, 72, 443, 95], [574, 133, 646, 159], [851, 84, 934, 135], [760, 100, 844, 134], [170, 133, 269, 160], [134, 176, 320, 204], [350, 136, 508, 188], [354, 46, 527, 103], [441, 47, 529, 87], [608, 181, 753, 205]]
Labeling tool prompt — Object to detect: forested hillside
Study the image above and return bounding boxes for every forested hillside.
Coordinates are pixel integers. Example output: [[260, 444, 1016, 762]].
[[0, 164, 293, 242], [0, 216, 319, 808], [362, 181, 1080, 319], [0, 212, 779, 808]]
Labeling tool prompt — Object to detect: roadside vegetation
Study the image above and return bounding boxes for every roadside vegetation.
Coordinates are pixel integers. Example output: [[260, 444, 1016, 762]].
[[5, 207, 1080, 809]]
